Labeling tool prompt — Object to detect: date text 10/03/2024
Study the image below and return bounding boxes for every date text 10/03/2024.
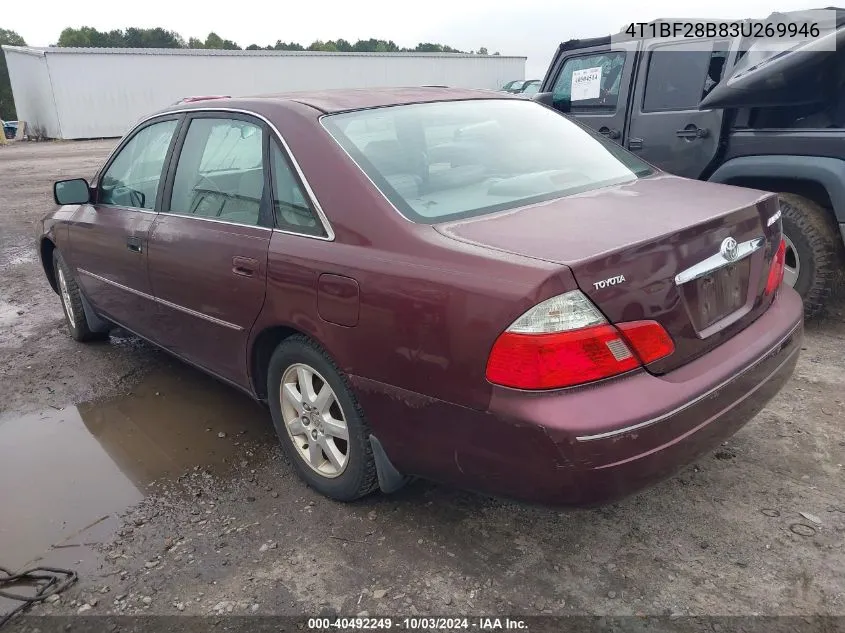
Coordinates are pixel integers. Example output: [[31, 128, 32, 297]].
[[307, 617, 529, 630]]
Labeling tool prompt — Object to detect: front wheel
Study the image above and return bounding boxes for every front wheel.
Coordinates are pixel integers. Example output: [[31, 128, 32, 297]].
[[267, 335, 378, 501], [53, 250, 108, 342], [778, 193, 844, 319]]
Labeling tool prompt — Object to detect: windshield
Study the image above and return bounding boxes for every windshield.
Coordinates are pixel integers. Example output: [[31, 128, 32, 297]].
[[322, 99, 653, 223]]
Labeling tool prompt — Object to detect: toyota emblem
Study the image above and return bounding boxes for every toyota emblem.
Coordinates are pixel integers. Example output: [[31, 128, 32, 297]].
[[720, 237, 739, 261]]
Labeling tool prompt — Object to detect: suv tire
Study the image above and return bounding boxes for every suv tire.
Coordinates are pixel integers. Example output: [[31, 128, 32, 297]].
[[778, 193, 843, 319]]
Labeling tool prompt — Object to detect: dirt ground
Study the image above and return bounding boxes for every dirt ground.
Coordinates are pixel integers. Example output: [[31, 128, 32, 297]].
[[1, 140, 844, 623]]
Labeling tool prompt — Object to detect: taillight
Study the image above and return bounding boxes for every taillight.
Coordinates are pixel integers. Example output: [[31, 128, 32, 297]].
[[616, 320, 676, 364], [765, 238, 787, 295], [486, 290, 674, 390]]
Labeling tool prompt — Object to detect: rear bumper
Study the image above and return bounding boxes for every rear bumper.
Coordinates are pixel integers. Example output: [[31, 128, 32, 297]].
[[354, 287, 804, 506]]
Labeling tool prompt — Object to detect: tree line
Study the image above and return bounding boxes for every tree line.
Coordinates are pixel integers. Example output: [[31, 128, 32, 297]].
[[0, 26, 498, 119], [54, 26, 497, 56]]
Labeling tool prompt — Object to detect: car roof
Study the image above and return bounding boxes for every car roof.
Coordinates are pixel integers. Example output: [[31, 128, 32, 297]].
[[164, 86, 516, 115]]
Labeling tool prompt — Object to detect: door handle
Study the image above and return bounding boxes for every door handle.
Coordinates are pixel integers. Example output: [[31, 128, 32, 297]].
[[676, 126, 709, 139], [598, 126, 621, 140], [126, 236, 143, 253], [628, 137, 644, 150], [232, 256, 258, 277]]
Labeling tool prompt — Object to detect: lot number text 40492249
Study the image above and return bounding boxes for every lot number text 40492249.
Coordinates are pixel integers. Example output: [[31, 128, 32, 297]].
[[307, 617, 529, 630]]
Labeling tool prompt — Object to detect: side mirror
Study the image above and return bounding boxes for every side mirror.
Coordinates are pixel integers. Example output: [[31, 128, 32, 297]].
[[532, 92, 555, 106], [54, 178, 91, 206]]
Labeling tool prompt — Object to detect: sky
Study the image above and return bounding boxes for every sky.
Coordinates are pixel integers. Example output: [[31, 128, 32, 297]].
[[11, 0, 819, 78]]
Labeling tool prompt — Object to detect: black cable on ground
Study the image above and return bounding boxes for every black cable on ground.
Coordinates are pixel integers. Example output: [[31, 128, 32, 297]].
[[0, 566, 77, 629]]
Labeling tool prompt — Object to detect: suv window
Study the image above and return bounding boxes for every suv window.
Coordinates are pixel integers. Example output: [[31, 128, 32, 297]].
[[271, 140, 323, 236], [99, 119, 178, 210], [643, 43, 729, 112], [552, 52, 627, 109], [169, 118, 265, 226]]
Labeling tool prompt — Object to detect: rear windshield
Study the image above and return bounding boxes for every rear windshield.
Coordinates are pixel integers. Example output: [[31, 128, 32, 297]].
[[321, 99, 653, 223]]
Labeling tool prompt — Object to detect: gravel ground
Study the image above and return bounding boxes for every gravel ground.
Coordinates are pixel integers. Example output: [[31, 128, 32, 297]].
[[0, 140, 843, 623]]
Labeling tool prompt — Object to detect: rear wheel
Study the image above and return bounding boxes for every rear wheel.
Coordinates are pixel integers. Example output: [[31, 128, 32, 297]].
[[778, 193, 844, 319], [267, 335, 378, 501], [53, 250, 108, 342]]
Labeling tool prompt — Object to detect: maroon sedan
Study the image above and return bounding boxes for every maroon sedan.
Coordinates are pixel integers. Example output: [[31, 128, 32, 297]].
[[39, 88, 802, 505]]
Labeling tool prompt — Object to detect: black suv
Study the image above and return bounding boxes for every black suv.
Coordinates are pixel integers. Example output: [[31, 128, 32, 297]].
[[536, 9, 845, 317]]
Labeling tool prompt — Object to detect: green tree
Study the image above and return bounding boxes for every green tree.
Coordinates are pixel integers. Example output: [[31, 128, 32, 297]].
[[0, 28, 25, 119], [187, 37, 204, 48], [57, 26, 183, 48], [477, 47, 488, 55], [246, 44, 261, 50], [273, 40, 304, 51]]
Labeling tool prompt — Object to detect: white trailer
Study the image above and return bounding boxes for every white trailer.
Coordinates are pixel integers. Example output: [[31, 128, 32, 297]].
[[2, 46, 526, 139]]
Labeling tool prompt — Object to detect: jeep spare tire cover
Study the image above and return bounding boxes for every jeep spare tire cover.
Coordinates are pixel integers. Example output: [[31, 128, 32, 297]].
[[699, 11, 845, 110]]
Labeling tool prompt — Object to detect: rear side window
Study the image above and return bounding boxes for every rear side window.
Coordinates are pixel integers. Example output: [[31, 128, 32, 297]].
[[270, 140, 324, 236], [99, 120, 177, 210], [643, 43, 729, 112], [168, 118, 265, 226], [551, 52, 627, 110]]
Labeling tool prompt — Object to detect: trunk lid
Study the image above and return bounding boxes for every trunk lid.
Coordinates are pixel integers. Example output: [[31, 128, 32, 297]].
[[435, 174, 783, 373]]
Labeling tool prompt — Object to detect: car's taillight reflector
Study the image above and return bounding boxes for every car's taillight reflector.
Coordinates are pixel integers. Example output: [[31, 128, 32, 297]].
[[765, 238, 786, 295], [616, 320, 675, 365], [486, 325, 640, 390], [485, 290, 675, 390]]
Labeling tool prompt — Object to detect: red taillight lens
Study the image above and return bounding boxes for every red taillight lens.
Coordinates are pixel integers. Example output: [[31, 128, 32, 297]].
[[765, 238, 787, 295], [486, 290, 675, 390], [486, 324, 640, 389], [616, 320, 676, 365]]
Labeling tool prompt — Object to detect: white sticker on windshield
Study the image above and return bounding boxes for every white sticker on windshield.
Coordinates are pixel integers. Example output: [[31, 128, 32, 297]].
[[571, 67, 602, 101]]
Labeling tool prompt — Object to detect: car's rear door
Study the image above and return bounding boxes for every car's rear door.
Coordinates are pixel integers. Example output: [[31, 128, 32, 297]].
[[146, 112, 273, 386], [542, 41, 640, 143], [66, 116, 181, 337], [625, 38, 732, 178]]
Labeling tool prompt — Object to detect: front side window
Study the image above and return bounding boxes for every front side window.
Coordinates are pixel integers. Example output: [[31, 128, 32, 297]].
[[552, 51, 627, 110], [322, 99, 653, 223], [168, 118, 265, 226], [99, 119, 178, 209]]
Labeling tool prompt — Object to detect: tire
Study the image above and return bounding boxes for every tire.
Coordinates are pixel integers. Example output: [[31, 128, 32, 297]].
[[52, 250, 109, 342], [778, 193, 844, 319], [267, 335, 378, 501]]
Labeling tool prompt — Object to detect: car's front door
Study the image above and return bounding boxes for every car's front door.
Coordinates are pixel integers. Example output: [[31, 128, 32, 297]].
[[625, 38, 730, 178], [543, 41, 640, 143], [146, 113, 273, 386], [67, 117, 180, 336]]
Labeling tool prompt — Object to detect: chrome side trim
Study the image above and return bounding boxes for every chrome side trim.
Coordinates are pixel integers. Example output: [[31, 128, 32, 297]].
[[97, 205, 159, 215], [575, 321, 801, 442], [91, 107, 336, 242], [164, 212, 274, 231], [674, 237, 764, 285], [78, 268, 243, 331]]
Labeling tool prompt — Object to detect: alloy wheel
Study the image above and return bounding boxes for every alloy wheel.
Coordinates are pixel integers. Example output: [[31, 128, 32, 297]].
[[783, 234, 800, 288], [280, 363, 350, 478]]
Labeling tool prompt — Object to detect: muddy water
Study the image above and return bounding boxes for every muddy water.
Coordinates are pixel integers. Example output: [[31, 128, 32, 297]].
[[0, 364, 274, 574]]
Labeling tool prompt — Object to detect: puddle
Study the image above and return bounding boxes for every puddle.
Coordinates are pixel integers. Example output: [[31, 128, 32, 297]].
[[0, 364, 274, 574]]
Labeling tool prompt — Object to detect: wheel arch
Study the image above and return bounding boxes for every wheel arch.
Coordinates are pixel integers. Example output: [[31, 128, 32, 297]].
[[39, 238, 58, 294], [249, 324, 340, 401], [708, 155, 844, 232]]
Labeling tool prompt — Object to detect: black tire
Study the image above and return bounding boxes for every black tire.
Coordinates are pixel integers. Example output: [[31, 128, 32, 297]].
[[266, 335, 378, 501], [52, 250, 108, 342], [778, 193, 844, 319]]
